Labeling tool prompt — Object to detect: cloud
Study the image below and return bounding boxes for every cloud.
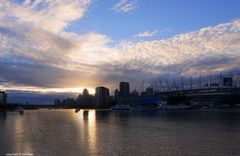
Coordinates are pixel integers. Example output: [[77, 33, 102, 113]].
[[136, 30, 158, 38], [112, 0, 138, 13], [0, 0, 240, 93], [98, 19, 240, 88], [135, 28, 171, 38], [0, 0, 91, 33]]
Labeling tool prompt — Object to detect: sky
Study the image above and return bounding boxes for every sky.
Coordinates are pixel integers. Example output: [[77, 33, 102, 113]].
[[0, 0, 240, 104]]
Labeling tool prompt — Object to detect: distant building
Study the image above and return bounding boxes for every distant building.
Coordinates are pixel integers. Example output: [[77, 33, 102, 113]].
[[141, 87, 154, 96], [62, 98, 76, 107], [0, 91, 7, 105], [108, 96, 114, 107], [119, 82, 130, 96], [145, 87, 154, 96], [54, 99, 60, 105], [77, 88, 94, 108], [141, 91, 146, 96], [95, 86, 110, 108], [130, 89, 139, 96], [82, 88, 89, 96], [114, 89, 120, 102]]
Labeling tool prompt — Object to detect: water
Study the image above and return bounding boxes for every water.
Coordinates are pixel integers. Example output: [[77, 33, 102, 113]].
[[0, 109, 240, 156]]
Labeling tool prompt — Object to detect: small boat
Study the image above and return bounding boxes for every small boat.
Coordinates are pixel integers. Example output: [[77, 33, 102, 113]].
[[112, 105, 130, 110], [75, 108, 80, 113], [14, 107, 24, 115]]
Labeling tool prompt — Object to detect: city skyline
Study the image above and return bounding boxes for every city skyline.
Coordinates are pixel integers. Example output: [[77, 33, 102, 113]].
[[0, 0, 240, 103]]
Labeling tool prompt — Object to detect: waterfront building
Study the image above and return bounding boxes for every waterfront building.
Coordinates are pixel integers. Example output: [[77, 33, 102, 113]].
[[83, 88, 89, 96], [108, 96, 114, 107], [77, 88, 94, 108], [119, 82, 130, 96], [114, 89, 120, 103], [95, 86, 110, 108], [0, 91, 7, 105]]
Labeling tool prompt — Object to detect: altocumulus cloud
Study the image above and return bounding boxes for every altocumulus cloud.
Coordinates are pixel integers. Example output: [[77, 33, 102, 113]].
[[0, 0, 240, 93], [112, 0, 138, 13], [0, 0, 91, 33], [135, 30, 158, 38]]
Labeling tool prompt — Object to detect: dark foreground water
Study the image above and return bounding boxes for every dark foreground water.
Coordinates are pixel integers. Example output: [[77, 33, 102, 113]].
[[0, 109, 240, 156]]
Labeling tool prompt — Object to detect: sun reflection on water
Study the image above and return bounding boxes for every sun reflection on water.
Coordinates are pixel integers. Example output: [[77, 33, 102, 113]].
[[75, 110, 97, 154], [13, 114, 33, 154]]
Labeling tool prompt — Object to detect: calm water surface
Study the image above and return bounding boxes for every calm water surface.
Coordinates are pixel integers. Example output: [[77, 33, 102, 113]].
[[0, 109, 240, 156]]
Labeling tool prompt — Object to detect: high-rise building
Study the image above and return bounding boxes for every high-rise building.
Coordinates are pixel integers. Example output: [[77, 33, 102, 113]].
[[114, 89, 120, 102], [77, 88, 94, 108], [95, 86, 109, 108], [83, 88, 89, 96], [119, 82, 130, 96], [0, 91, 7, 105]]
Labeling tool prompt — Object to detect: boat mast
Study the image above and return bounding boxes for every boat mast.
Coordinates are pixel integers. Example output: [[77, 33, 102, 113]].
[[165, 79, 170, 91], [219, 72, 222, 87], [181, 77, 184, 90], [199, 74, 202, 89], [173, 78, 177, 90], [190, 75, 192, 90], [208, 72, 212, 88]]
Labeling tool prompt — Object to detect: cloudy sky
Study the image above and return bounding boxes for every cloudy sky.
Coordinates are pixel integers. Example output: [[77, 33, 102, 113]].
[[0, 0, 240, 103]]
